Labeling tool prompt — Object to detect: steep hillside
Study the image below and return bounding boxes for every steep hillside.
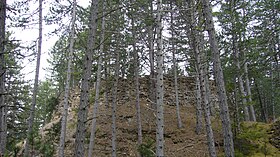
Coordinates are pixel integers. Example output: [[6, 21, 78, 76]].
[[37, 76, 222, 157], [36, 76, 279, 157]]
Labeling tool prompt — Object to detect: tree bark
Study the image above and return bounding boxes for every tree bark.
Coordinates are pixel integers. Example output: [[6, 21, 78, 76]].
[[104, 54, 109, 108], [202, 73, 217, 157], [87, 1, 105, 156], [74, 0, 99, 156], [111, 36, 120, 157], [148, 1, 156, 109], [111, 6, 122, 156], [0, 0, 6, 155], [201, 0, 235, 156], [230, 0, 249, 121], [185, 0, 203, 135], [24, 0, 43, 156], [194, 39, 217, 157], [234, 42, 250, 121], [188, 2, 216, 154], [131, 3, 143, 147], [58, 0, 77, 156], [156, 0, 164, 156], [233, 74, 241, 135], [170, 1, 182, 129], [255, 81, 268, 122], [195, 73, 203, 134], [244, 62, 256, 121], [270, 64, 275, 122]]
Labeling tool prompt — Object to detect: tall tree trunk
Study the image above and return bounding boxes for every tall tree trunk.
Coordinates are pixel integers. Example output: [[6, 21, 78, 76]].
[[201, 0, 235, 156], [170, 1, 182, 129], [111, 6, 122, 155], [131, 3, 142, 147], [201, 73, 217, 157], [270, 64, 275, 122], [74, 0, 98, 156], [233, 74, 241, 135], [263, 92, 269, 122], [201, 43, 217, 157], [0, 0, 6, 155], [197, 2, 215, 118], [58, 0, 77, 156], [148, 1, 156, 109], [244, 62, 256, 121], [234, 44, 249, 121], [24, 0, 43, 156], [255, 80, 268, 122], [189, 2, 216, 154], [195, 73, 203, 134], [193, 34, 217, 157], [230, 0, 249, 121], [134, 53, 143, 150], [111, 36, 120, 157], [185, 0, 203, 134], [87, 1, 105, 156], [156, 0, 164, 156], [104, 54, 109, 108]]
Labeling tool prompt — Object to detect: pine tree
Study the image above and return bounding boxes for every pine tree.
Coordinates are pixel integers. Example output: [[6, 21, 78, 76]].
[[111, 30, 121, 157], [244, 62, 256, 122], [2, 33, 32, 155], [181, 0, 204, 135], [58, 0, 77, 156], [147, 1, 156, 109], [187, 0, 216, 155], [233, 30, 250, 121], [194, 73, 203, 134], [0, 0, 6, 155], [201, 0, 235, 156], [130, 0, 143, 148], [74, 0, 99, 156], [24, 0, 43, 156], [156, 0, 164, 156], [170, 1, 182, 129], [88, 1, 106, 156]]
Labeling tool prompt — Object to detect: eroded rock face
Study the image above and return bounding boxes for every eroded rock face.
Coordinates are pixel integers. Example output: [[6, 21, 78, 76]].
[[269, 120, 280, 150]]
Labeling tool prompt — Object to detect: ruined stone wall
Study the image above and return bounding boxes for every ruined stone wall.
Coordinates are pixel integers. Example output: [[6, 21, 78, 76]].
[[105, 75, 218, 107]]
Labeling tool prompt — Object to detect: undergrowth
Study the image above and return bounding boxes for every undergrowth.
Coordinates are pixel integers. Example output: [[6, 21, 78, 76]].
[[234, 122, 279, 157]]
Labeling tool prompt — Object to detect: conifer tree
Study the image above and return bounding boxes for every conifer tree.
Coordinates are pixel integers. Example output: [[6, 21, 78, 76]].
[[187, 0, 216, 155], [148, 1, 156, 108], [24, 0, 43, 156], [156, 0, 164, 156], [130, 0, 143, 148], [201, 0, 235, 156], [0, 0, 6, 155], [74, 0, 99, 156], [170, 1, 182, 129], [88, 1, 106, 156], [58, 0, 77, 156]]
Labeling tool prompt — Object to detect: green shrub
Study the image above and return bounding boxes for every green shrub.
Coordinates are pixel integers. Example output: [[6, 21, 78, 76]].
[[137, 137, 155, 157], [38, 119, 61, 156], [234, 122, 277, 156]]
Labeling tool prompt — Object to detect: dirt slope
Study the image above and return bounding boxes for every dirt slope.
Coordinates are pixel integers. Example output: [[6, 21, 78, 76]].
[[45, 76, 223, 157]]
